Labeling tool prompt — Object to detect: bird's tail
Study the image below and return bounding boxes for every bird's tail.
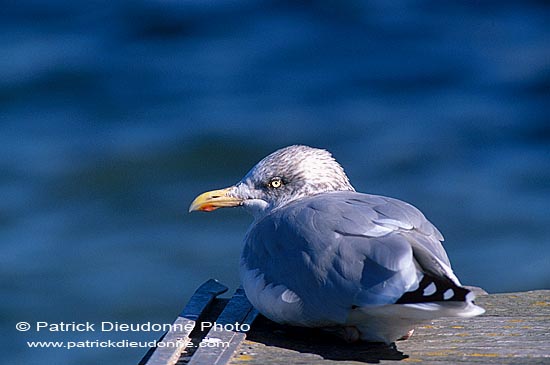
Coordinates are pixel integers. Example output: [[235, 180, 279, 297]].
[[349, 289, 485, 344]]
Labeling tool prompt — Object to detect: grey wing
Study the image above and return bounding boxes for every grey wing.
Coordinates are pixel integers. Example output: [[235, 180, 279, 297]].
[[241, 191, 461, 325], [358, 193, 463, 285], [346, 192, 449, 265]]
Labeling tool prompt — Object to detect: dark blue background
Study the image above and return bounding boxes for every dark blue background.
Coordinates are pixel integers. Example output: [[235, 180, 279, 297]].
[[2, 1, 549, 364]]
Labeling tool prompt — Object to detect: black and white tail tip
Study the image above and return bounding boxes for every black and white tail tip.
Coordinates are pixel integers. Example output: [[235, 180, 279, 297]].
[[396, 275, 474, 305]]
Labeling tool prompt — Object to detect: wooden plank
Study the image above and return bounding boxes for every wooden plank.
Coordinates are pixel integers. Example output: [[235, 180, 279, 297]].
[[187, 287, 258, 365], [230, 290, 550, 365], [141, 279, 228, 365]]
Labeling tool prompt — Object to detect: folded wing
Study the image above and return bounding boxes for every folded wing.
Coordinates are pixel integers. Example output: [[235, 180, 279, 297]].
[[241, 191, 483, 332]]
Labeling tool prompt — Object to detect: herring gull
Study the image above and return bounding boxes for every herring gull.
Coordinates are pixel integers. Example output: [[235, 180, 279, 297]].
[[189, 145, 484, 344]]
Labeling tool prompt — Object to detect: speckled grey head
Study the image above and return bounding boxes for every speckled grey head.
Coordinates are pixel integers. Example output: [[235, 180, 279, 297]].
[[231, 145, 355, 217]]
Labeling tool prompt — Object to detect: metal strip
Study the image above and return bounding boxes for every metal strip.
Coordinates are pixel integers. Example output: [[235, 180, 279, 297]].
[[187, 287, 258, 365], [143, 279, 228, 365]]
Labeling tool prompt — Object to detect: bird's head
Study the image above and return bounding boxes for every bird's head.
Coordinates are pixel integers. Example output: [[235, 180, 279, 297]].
[[189, 145, 355, 218]]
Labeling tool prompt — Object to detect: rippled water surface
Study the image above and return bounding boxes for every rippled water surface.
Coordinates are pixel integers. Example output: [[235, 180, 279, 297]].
[[1, 1, 549, 364]]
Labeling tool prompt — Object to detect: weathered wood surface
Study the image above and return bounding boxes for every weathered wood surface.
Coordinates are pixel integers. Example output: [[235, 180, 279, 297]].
[[229, 290, 550, 365], [140, 279, 228, 365], [141, 287, 550, 365], [187, 287, 258, 365]]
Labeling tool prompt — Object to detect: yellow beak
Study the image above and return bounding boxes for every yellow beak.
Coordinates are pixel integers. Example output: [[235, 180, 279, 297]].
[[188, 187, 242, 212]]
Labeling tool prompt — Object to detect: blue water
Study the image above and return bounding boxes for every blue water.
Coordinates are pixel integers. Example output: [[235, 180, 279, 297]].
[[2, 1, 549, 364]]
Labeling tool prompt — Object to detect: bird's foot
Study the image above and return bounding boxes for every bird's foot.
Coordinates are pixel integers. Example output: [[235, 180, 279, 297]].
[[397, 328, 415, 341], [324, 326, 361, 342]]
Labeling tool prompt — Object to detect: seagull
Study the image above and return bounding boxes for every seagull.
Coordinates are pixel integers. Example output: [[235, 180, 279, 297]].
[[189, 145, 484, 344]]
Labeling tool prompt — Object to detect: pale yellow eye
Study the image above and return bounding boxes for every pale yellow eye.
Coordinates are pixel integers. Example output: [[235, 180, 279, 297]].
[[268, 177, 283, 188]]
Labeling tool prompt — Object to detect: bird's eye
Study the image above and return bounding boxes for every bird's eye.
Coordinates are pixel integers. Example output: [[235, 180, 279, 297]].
[[268, 177, 283, 189]]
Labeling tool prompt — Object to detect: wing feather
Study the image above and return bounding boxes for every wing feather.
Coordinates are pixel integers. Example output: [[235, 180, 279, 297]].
[[241, 191, 463, 326]]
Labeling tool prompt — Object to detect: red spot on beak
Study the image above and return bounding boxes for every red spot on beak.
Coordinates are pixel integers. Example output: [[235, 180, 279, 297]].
[[200, 204, 217, 212]]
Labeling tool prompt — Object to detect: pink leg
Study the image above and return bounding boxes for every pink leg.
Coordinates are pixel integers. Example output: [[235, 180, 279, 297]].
[[324, 326, 361, 342], [397, 328, 415, 341]]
